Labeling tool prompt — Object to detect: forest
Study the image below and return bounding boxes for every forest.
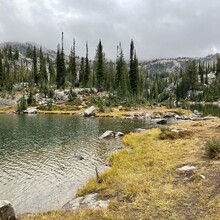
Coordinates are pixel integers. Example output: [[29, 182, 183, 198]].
[[1, 33, 220, 111]]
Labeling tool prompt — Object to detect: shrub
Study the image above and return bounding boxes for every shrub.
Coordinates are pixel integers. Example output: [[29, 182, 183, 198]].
[[205, 139, 220, 159], [17, 95, 27, 113]]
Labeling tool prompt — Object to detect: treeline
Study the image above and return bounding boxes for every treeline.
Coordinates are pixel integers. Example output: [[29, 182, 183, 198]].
[[1, 33, 220, 104]]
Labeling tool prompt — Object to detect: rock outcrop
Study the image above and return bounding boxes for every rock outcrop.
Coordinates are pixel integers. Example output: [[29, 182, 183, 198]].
[[99, 130, 115, 139], [84, 106, 96, 117]]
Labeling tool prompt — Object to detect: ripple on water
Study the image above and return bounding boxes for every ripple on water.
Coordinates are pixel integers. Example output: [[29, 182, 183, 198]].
[[0, 114, 149, 214]]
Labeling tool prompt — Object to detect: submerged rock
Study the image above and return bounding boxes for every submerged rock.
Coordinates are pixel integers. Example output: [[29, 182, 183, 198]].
[[84, 106, 96, 117], [99, 130, 115, 139], [73, 155, 84, 161], [0, 200, 17, 220]]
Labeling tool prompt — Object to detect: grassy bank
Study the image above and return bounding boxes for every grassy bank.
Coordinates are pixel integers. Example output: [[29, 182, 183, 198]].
[[20, 118, 220, 220]]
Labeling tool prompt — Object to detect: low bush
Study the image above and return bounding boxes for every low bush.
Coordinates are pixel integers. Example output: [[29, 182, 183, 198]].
[[205, 138, 220, 159]]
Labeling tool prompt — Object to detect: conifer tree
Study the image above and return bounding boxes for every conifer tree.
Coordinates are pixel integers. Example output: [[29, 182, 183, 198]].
[[79, 57, 85, 86], [129, 40, 138, 95], [198, 61, 204, 85], [216, 54, 220, 77], [0, 50, 3, 89], [95, 40, 105, 92], [32, 46, 38, 84], [39, 47, 48, 88], [56, 32, 66, 89], [69, 38, 77, 87], [83, 42, 90, 87]]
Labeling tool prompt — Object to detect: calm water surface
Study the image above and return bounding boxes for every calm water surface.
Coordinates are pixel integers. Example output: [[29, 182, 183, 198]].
[[0, 114, 149, 214], [188, 103, 220, 117]]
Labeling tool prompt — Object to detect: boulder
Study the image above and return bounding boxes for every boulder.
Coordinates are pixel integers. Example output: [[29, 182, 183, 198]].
[[0, 200, 17, 220], [84, 106, 96, 117], [115, 132, 124, 137], [99, 130, 115, 139], [23, 107, 38, 114]]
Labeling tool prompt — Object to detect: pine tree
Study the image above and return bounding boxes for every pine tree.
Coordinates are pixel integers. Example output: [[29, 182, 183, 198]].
[[216, 54, 220, 77], [0, 50, 4, 89], [95, 40, 105, 92], [83, 42, 90, 87], [33, 46, 38, 85], [69, 38, 77, 88], [198, 61, 204, 85], [39, 47, 48, 88], [116, 43, 124, 91], [79, 57, 85, 86], [56, 32, 66, 89], [129, 40, 138, 95]]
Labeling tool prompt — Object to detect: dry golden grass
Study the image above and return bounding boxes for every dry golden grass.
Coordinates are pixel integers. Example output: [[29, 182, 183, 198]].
[[20, 119, 220, 220]]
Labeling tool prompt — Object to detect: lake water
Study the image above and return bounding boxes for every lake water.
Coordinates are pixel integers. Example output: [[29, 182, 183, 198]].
[[188, 103, 220, 117], [0, 114, 149, 214]]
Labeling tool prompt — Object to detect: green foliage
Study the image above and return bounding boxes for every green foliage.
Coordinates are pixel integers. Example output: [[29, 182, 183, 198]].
[[68, 88, 77, 101], [95, 40, 105, 92], [17, 95, 27, 113], [205, 138, 220, 159]]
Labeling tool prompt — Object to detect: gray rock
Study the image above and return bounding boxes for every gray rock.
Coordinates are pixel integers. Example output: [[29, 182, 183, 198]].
[[63, 193, 109, 211], [176, 165, 197, 171], [84, 106, 96, 117], [23, 107, 38, 114], [115, 132, 124, 137], [0, 200, 17, 220], [99, 130, 115, 139], [73, 155, 84, 161]]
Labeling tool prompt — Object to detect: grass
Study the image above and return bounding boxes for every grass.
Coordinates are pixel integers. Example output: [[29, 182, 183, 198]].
[[20, 119, 220, 220], [205, 138, 220, 159]]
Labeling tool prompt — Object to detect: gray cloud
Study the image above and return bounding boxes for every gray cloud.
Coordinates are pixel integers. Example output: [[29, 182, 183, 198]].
[[0, 0, 220, 60]]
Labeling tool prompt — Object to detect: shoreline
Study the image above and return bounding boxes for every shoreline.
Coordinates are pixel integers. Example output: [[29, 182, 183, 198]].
[[19, 115, 220, 220]]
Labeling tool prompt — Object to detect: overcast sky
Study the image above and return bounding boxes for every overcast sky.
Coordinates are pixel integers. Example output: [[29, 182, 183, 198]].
[[0, 0, 220, 60]]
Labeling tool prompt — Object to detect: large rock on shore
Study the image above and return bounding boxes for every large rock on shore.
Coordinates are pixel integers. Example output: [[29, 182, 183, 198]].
[[84, 106, 96, 117], [23, 107, 38, 114], [99, 130, 115, 139], [0, 200, 17, 220]]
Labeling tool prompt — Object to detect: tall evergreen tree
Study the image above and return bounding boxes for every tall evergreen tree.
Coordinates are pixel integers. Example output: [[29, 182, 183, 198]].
[[216, 54, 220, 77], [39, 47, 48, 88], [129, 40, 138, 95], [0, 50, 3, 89], [33, 46, 38, 85], [69, 38, 77, 88], [95, 40, 105, 92], [83, 42, 90, 87], [198, 61, 204, 85], [56, 32, 66, 89], [79, 57, 85, 86]]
